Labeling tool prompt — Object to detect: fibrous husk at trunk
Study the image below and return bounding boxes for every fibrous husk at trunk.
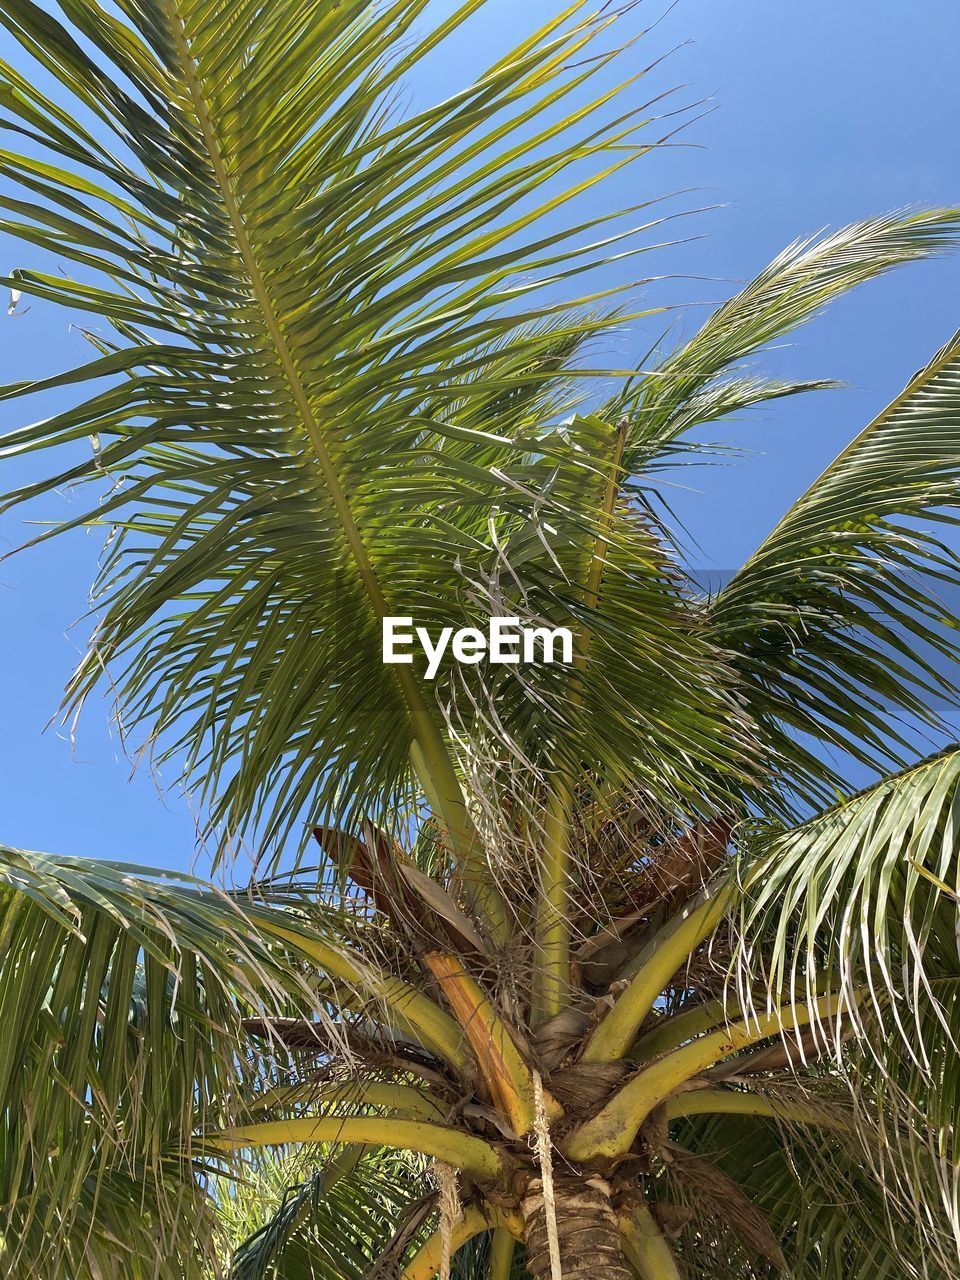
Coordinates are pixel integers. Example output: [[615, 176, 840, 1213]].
[[242, 1016, 327, 1050], [547, 1061, 631, 1115], [521, 1176, 634, 1280], [534, 1005, 592, 1072], [626, 817, 734, 917]]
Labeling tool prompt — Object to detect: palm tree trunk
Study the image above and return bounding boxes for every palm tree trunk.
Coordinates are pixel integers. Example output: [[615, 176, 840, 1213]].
[[521, 1175, 634, 1280]]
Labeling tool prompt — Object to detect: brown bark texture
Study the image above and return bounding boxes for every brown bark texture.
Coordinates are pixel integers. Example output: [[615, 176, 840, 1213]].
[[521, 1175, 634, 1280]]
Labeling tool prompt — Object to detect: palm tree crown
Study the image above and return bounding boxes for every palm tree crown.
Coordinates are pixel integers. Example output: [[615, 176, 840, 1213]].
[[1, 2, 960, 1278]]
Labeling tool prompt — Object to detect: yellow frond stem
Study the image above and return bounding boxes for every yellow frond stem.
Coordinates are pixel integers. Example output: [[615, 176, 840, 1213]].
[[581, 888, 733, 1063], [271, 924, 471, 1074], [489, 1227, 517, 1280], [531, 778, 576, 1025], [565, 992, 846, 1161], [629, 999, 727, 1062], [664, 1088, 852, 1131], [620, 1202, 682, 1280], [425, 952, 562, 1134], [399, 1207, 524, 1280], [205, 1117, 508, 1181], [246, 1081, 446, 1122]]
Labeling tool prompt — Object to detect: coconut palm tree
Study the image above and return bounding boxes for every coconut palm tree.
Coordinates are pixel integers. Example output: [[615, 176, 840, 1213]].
[[2, 1, 960, 1277]]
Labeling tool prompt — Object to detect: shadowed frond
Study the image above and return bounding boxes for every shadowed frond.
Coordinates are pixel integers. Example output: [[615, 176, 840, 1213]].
[[223, 1147, 427, 1280], [669, 1106, 958, 1280], [2, 1160, 223, 1280], [0, 842, 315, 1276]]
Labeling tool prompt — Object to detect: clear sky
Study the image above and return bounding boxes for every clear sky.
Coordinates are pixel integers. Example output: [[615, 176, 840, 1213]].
[[1, 1, 959, 873]]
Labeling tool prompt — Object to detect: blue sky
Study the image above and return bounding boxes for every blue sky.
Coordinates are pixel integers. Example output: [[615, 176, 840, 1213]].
[[1, 0, 959, 873]]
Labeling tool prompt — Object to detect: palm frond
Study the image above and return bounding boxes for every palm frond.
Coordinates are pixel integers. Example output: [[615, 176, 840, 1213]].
[[0, 841, 311, 1276], [669, 1106, 958, 1280], [2, 1159, 223, 1280], [634, 374, 841, 472], [0, 0, 756, 880], [621, 210, 960, 469], [741, 744, 960, 1091], [738, 747, 960, 1255], [710, 327, 960, 805], [224, 1146, 427, 1280]]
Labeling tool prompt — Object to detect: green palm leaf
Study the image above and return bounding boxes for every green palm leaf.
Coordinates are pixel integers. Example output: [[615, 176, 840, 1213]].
[[711, 329, 960, 803], [670, 1108, 957, 1280], [739, 746, 960, 1250], [2, 1160, 223, 1280], [622, 211, 960, 470], [3, 5, 960, 1279], [0, 0, 758, 885], [223, 1147, 427, 1280], [0, 841, 314, 1276], [224, 1146, 522, 1279]]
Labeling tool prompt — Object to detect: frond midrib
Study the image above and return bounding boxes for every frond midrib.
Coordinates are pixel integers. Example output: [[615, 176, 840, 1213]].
[[163, 0, 486, 887], [164, 2, 390, 629]]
